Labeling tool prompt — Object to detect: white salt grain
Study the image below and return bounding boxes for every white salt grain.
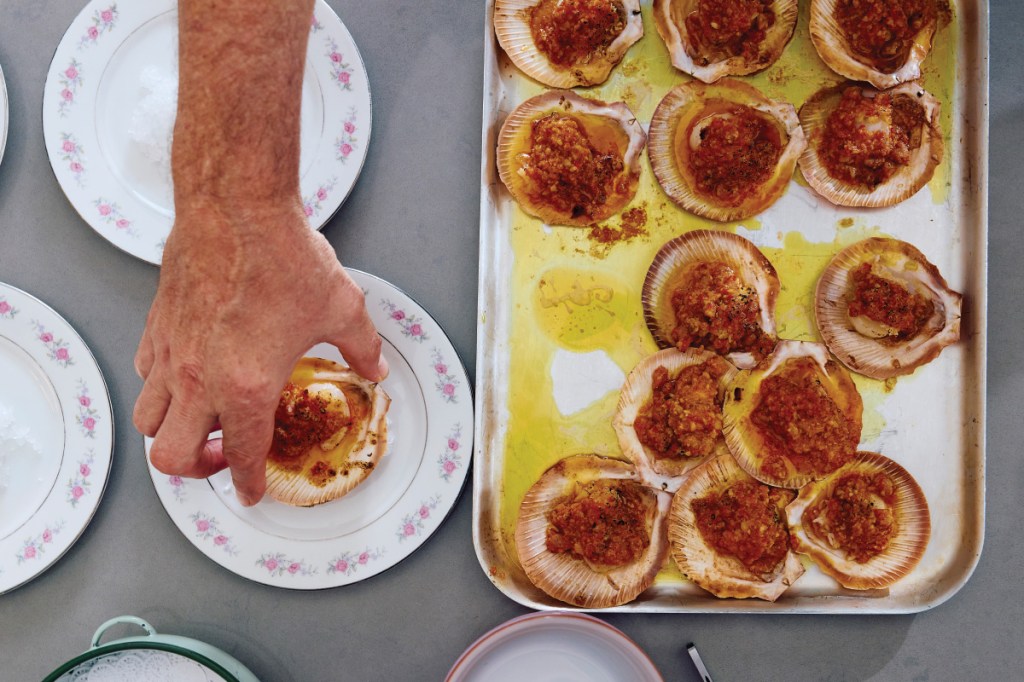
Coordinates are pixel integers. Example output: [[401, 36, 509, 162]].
[[0, 402, 36, 492], [128, 65, 178, 174]]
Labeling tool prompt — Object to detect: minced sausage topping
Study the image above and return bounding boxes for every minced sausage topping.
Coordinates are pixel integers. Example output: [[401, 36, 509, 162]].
[[546, 480, 651, 566], [633, 357, 732, 460], [848, 262, 934, 338], [269, 383, 352, 463], [693, 480, 796, 576], [684, 0, 776, 65], [835, 0, 936, 74], [687, 106, 783, 207], [523, 112, 625, 220], [670, 261, 776, 359], [807, 471, 897, 563], [750, 358, 859, 480], [530, 0, 627, 68], [820, 87, 926, 189]]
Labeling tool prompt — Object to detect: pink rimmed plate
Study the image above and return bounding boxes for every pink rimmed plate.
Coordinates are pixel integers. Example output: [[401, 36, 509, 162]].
[[42, 0, 371, 265], [446, 612, 663, 682], [146, 269, 473, 588], [0, 282, 114, 595]]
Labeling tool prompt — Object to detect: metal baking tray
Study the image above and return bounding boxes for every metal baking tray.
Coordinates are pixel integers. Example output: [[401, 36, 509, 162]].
[[473, 0, 987, 613]]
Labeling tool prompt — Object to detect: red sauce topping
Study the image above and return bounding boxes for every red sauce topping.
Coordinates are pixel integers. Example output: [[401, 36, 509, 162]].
[[688, 106, 783, 206], [848, 262, 934, 338], [750, 358, 859, 480], [693, 481, 796, 576], [807, 471, 897, 562], [530, 0, 627, 68], [269, 383, 352, 464], [523, 113, 626, 221], [633, 358, 732, 460], [836, 0, 936, 73], [546, 480, 651, 566], [684, 0, 776, 65], [820, 88, 926, 189], [670, 261, 776, 359]]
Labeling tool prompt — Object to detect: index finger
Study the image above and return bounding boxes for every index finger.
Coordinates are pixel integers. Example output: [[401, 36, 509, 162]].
[[218, 403, 276, 507]]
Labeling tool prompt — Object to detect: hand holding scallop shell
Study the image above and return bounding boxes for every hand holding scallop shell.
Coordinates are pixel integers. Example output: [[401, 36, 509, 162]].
[[494, 0, 643, 88], [815, 237, 962, 379]]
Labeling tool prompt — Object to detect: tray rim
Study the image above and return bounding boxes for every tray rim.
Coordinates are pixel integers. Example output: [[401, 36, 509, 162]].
[[472, 0, 988, 614]]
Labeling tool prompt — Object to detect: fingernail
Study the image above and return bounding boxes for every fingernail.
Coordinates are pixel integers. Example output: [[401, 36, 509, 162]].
[[239, 491, 259, 507], [376, 356, 390, 382]]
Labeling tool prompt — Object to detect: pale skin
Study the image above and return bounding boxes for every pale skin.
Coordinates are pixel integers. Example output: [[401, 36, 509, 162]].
[[133, 0, 387, 506]]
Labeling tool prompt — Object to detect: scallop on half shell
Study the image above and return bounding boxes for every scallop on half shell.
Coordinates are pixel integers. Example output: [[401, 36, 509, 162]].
[[614, 349, 738, 492], [497, 90, 647, 226], [786, 451, 931, 590], [494, 0, 643, 88], [652, 0, 798, 83], [265, 357, 390, 507], [809, 0, 938, 90], [668, 453, 804, 601], [798, 82, 943, 208], [648, 79, 805, 221], [642, 230, 780, 369], [722, 340, 863, 489], [515, 454, 671, 608], [815, 238, 962, 379]]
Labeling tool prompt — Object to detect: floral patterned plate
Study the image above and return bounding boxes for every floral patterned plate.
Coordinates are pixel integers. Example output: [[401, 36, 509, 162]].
[[0, 282, 114, 595], [42, 0, 371, 265], [147, 269, 472, 588]]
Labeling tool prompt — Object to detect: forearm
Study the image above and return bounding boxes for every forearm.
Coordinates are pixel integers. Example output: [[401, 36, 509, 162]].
[[173, 0, 315, 208]]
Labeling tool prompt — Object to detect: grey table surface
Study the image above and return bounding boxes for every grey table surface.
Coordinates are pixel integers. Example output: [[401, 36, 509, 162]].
[[0, 1, 1020, 680]]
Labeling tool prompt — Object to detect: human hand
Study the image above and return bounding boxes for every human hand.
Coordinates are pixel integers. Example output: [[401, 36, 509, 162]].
[[133, 200, 387, 506]]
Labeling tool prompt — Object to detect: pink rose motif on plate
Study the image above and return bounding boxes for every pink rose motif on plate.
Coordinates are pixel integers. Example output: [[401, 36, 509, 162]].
[[311, 14, 324, 33], [190, 512, 239, 556], [57, 59, 83, 117], [334, 108, 359, 164], [325, 37, 354, 91], [258, 553, 316, 577], [327, 547, 384, 576], [16, 523, 65, 564], [42, 529, 53, 543], [0, 298, 16, 319], [59, 133, 86, 186], [32, 320, 74, 368], [24, 546, 36, 559], [437, 425, 465, 482], [396, 495, 442, 541], [301, 177, 337, 221], [380, 300, 429, 343], [75, 381, 100, 438], [168, 474, 188, 503], [79, 5, 119, 48], [68, 449, 97, 507], [431, 348, 461, 403], [93, 198, 138, 238]]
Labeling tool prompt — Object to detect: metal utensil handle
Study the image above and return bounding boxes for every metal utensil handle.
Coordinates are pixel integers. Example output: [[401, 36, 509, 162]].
[[687, 643, 713, 682], [90, 616, 158, 648]]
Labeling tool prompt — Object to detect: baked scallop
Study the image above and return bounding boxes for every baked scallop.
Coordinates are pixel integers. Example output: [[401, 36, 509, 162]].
[[815, 238, 962, 379], [786, 451, 930, 589], [668, 453, 804, 600], [265, 357, 390, 507], [497, 91, 647, 226], [653, 0, 798, 83], [494, 0, 643, 88], [613, 349, 738, 492], [722, 340, 863, 489], [798, 82, 943, 208], [515, 454, 671, 608], [642, 230, 780, 368], [809, 0, 938, 90], [648, 80, 805, 221]]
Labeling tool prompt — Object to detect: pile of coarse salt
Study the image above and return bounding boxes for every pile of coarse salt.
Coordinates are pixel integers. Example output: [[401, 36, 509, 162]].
[[0, 402, 39, 493], [128, 64, 178, 176]]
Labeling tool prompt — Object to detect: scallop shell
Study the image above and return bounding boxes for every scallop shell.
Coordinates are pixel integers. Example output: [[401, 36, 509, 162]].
[[652, 0, 798, 83], [722, 340, 863, 488], [809, 0, 937, 89], [815, 238, 962, 379], [265, 357, 390, 507], [613, 349, 738, 492], [497, 90, 647, 226], [798, 82, 943, 208], [515, 454, 671, 608], [642, 230, 780, 368], [494, 0, 643, 88], [786, 451, 931, 589], [648, 80, 805, 221], [668, 453, 804, 601]]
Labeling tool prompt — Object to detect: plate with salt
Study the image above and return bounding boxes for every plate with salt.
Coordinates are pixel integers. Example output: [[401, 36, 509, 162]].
[[41, 0, 371, 265], [0, 282, 113, 595]]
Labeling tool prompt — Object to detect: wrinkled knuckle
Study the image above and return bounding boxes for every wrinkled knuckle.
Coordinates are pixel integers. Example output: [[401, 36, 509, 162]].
[[174, 361, 206, 394]]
